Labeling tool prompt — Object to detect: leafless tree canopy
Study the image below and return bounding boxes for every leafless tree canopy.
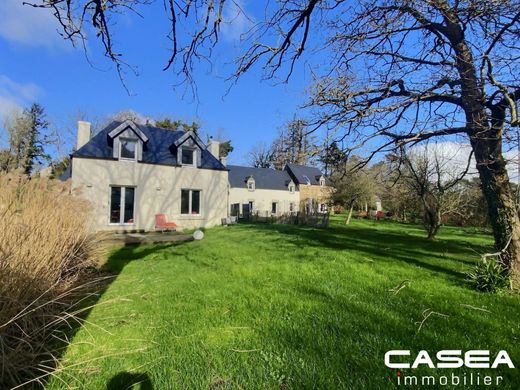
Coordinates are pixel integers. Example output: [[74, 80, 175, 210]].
[[24, 0, 520, 281], [26, 1, 520, 143]]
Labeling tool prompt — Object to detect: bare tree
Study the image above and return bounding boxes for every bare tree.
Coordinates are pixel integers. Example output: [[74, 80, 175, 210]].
[[31, 0, 520, 284], [247, 143, 274, 168], [397, 143, 472, 240]]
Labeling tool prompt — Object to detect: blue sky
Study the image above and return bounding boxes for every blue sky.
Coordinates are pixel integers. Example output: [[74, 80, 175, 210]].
[[0, 0, 315, 165]]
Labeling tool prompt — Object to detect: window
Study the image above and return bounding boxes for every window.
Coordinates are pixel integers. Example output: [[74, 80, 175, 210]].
[[181, 189, 201, 215], [181, 148, 195, 165], [320, 203, 328, 213], [230, 203, 240, 216], [110, 186, 135, 224], [271, 202, 278, 214], [247, 178, 255, 191], [289, 202, 295, 212], [120, 138, 137, 160], [303, 175, 311, 185], [249, 201, 254, 211], [320, 177, 326, 187], [289, 184, 295, 193]]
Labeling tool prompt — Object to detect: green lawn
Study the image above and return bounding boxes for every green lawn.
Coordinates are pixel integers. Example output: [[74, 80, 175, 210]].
[[47, 217, 520, 389]]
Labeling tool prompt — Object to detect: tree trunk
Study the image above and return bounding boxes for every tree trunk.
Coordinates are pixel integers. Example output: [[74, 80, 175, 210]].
[[424, 206, 441, 241], [471, 135, 520, 287], [345, 204, 354, 225]]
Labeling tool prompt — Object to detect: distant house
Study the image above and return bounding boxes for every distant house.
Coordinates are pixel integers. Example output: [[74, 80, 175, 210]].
[[284, 164, 332, 213], [68, 120, 331, 231], [228, 165, 299, 217], [69, 120, 228, 231]]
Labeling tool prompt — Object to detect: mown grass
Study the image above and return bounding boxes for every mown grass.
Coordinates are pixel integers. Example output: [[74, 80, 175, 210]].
[[46, 217, 520, 389]]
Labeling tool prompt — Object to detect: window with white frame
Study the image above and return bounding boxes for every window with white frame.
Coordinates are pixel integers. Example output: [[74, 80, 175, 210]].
[[320, 177, 326, 187], [247, 178, 255, 191], [119, 138, 137, 160], [181, 189, 201, 215], [271, 202, 278, 214], [181, 148, 195, 166], [110, 186, 135, 224], [289, 183, 295, 193]]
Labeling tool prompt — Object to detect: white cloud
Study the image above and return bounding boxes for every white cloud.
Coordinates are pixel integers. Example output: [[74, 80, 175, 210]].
[[220, 0, 254, 43], [0, 75, 42, 124], [411, 141, 520, 183], [0, 0, 67, 48]]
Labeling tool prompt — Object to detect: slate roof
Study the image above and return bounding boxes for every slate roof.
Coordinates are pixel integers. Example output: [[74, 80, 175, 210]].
[[72, 121, 226, 170], [285, 164, 323, 186], [228, 165, 295, 191], [285, 163, 325, 185]]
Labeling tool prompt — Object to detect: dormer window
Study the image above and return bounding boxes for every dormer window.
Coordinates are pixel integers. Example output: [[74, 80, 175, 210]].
[[247, 177, 255, 191], [320, 177, 326, 187], [181, 148, 195, 166], [289, 183, 295, 193], [119, 138, 137, 161]]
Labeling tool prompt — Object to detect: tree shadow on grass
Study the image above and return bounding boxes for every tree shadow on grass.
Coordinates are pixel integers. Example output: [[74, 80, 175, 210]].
[[34, 242, 183, 389], [238, 221, 491, 285], [106, 371, 153, 390]]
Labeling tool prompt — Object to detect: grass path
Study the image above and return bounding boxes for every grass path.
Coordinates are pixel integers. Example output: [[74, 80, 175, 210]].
[[47, 218, 520, 389]]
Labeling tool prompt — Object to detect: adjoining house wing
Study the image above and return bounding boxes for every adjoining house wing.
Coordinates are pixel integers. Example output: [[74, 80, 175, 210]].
[[284, 163, 326, 185], [228, 165, 294, 190]]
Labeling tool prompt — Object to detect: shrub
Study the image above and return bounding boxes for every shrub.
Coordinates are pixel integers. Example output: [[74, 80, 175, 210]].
[[0, 172, 101, 388], [467, 260, 510, 292]]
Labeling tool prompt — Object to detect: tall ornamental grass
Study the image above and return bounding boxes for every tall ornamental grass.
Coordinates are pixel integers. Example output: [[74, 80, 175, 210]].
[[0, 173, 102, 388]]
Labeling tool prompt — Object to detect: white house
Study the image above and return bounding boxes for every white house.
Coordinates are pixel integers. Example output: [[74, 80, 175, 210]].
[[227, 165, 300, 217], [67, 120, 330, 231], [68, 120, 228, 231]]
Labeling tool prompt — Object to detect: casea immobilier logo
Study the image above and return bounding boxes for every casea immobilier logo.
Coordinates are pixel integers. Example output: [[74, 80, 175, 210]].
[[385, 350, 515, 386]]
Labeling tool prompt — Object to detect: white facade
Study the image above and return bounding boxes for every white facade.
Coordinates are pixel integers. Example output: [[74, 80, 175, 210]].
[[72, 158, 228, 231], [228, 187, 299, 217]]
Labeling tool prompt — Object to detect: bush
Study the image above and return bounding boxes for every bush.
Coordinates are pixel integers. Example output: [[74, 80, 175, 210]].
[[0, 173, 101, 387], [467, 260, 510, 292]]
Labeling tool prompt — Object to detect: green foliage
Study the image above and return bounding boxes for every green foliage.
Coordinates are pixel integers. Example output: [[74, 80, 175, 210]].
[[49, 156, 71, 179], [319, 141, 346, 175], [219, 140, 233, 158], [4, 103, 50, 175], [155, 117, 200, 133], [467, 260, 510, 292]]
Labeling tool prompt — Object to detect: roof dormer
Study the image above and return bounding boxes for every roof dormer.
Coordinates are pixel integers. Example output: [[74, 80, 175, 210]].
[[288, 180, 296, 193], [246, 176, 255, 191], [108, 120, 149, 161], [172, 131, 205, 167]]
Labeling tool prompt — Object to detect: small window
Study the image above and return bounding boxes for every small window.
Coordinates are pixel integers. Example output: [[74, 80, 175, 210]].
[[181, 189, 201, 215], [248, 201, 254, 211], [271, 202, 278, 214], [289, 202, 295, 212], [320, 177, 326, 187], [303, 175, 311, 185], [181, 148, 195, 165], [247, 178, 255, 191], [289, 184, 295, 193], [120, 138, 137, 160], [110, 186, 135, 224]]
